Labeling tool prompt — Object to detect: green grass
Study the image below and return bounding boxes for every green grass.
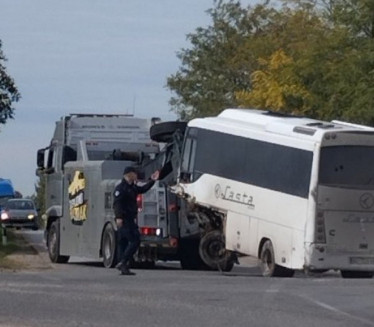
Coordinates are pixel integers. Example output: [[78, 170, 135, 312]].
[[0, 226, 28, 269]]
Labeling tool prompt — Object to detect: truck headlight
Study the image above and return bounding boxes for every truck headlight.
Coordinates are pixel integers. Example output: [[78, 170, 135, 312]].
[[27, 214, 35, 220], [1, 212, 9, 220]]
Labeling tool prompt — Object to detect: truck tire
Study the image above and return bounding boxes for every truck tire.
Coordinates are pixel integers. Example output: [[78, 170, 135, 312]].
[[341, 270, 373, 279], [179, 239, 206, 270], [259, 240, 294, 277], [102, 223, 118, 268], [150, 121, 187, 143], [198, 230, 235, 272], [47, 221, 69, 264]]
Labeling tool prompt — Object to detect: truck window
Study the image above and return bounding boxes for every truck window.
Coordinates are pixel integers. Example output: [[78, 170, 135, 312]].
[[62, 146, 77, 169], [47, 148, 54, 169]]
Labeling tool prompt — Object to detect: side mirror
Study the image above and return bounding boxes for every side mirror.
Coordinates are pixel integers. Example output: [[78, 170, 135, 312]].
[[37, 149, 45, 169]]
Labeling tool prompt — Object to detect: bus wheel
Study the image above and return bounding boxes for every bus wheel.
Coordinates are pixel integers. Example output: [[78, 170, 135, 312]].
[[102, 224, 117, 268], [199, 230, 235, 272], [259, 240, 294, 277], [48, 221, 69, 264], [341, 270, 373, 279]]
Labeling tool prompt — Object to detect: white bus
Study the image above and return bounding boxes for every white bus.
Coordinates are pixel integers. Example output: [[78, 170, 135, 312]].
[[175, 109, 374, 278]]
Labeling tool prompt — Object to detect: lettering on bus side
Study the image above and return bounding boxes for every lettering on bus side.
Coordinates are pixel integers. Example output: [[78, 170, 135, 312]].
[[214, 184, 255, 209]]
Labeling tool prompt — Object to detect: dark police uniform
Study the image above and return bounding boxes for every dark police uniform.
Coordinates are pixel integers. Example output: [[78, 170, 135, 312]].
[[113, 173, 155, 270]]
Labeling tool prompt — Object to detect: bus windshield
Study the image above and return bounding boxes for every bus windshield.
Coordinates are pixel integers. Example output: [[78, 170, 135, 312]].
[[319, 145, 374, 188]]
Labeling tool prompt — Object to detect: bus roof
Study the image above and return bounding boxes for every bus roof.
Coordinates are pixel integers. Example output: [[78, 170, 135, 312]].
[[188, 109, 374, 142]]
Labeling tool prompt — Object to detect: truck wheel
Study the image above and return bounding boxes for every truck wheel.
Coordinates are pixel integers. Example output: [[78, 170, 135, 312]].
[[341, 270, 373, 279], [102, 224, 117, 268], [150, 121, 187, 143], [199, 230, 235, 272], [259, 240, 294, 277], [179, 239, 206, 270], [47, 221, 69, 264]]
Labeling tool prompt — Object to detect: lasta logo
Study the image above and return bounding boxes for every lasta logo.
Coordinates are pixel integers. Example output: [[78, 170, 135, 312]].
[[214, 184, 254, 209]]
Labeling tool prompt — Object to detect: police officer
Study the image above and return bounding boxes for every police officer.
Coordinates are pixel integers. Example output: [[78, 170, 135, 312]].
[[113, 166, 159, 275]]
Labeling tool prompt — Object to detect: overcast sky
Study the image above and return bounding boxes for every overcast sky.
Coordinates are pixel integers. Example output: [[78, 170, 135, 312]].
[[0, 0, 258, 196]]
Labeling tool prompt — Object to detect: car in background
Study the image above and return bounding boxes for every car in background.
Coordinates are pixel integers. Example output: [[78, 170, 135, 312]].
[[0, 199, 38, 230]]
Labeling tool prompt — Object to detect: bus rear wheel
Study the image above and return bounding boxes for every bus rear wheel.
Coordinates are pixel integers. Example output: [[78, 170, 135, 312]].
[[102, 224, 117, 268], [259, 240, 294, 277], [47, 221, 69, 264], [341, 270, 373, 279]]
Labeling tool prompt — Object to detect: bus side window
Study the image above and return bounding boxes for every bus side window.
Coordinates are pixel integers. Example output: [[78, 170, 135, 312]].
[[180, 137, 197, 183]]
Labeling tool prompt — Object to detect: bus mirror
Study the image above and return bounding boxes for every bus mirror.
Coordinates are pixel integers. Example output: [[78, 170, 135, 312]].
[[37, 149, 45, 169]]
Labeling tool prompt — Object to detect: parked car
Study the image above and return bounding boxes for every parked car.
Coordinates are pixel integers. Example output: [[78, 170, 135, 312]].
[[0, 199, 39, 230]]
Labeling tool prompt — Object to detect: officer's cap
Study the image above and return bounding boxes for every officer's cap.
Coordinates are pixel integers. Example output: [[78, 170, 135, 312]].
[[123, 166, 138, 175]]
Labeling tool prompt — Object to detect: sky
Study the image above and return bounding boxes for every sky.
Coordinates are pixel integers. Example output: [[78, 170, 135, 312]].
[[0, 0, 258, 197]]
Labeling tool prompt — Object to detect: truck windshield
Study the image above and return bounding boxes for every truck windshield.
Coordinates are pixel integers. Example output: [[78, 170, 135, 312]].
[[319, 146, 374, 188], [85, 141, 159, 160]]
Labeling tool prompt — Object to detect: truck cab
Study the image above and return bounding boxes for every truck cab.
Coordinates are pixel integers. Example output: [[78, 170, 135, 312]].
[[37, 114, 178, 267]]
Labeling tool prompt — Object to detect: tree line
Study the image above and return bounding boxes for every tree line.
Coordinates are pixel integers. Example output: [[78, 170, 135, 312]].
[[167, 0, 374, 124], [0, 40, 20, 127]]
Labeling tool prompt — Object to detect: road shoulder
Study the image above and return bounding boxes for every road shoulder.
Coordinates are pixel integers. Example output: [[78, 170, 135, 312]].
[[0, 230, 52, 271]]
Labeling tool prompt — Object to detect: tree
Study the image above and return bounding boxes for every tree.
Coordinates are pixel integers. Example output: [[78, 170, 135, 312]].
[[167, 0, 374, 124], [0, 40, 20, 126], [33, 175, 46, 215], [167, 0, 278, 119], [235, 49, 312, 114]]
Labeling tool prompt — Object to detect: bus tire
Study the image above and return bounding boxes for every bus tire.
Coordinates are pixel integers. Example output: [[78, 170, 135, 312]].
[[259, 240, 294, 277], [340, 270, 373, 279], [102, 223, 118, 268], [199, 230, 235, 272], [47, 221, 69, 264], [150, 121, 187, 143]]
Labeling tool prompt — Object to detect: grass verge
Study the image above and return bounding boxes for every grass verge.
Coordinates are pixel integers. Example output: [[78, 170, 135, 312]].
[[0, 226, 32, 270]]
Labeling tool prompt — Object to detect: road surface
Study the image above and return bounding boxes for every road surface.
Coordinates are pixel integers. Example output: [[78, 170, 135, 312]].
[[0, 230, 373, 327]]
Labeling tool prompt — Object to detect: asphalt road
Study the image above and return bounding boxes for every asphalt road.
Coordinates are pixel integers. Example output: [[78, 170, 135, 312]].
[[0, 231, 374, 327]]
